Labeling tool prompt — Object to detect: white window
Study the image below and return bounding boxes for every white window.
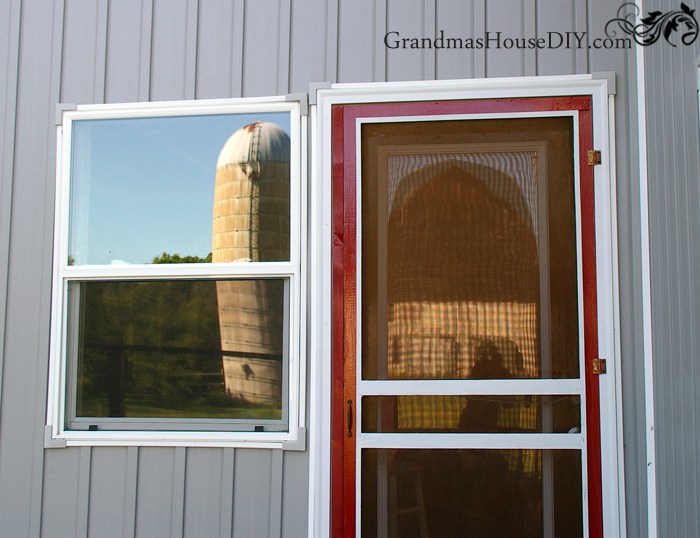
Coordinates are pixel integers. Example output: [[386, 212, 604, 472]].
[[47, 97, 305, 448]]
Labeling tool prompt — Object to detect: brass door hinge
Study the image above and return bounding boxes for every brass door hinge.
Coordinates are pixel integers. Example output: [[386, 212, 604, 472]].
[[587, 149, 602, 166], [592, 358, 607, 375]]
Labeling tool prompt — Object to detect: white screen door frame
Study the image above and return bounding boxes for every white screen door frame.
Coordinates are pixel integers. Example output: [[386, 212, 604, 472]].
[[309, 76, 624, 538]]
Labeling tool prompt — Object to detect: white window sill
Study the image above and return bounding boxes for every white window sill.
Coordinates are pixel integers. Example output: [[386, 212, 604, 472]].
[[44, 425, 306, 450]]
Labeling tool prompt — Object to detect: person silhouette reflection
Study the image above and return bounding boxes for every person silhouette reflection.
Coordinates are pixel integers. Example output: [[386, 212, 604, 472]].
[[456, 340, 518, 537]]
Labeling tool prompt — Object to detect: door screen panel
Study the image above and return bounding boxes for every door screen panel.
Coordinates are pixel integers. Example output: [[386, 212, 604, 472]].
[[361, 448, 583, 538], [361, 118, 579, 381], [361, 395, 581, 434]]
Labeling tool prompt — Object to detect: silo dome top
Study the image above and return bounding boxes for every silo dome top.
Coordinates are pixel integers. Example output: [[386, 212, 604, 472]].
[[216, 121, 290, 175]]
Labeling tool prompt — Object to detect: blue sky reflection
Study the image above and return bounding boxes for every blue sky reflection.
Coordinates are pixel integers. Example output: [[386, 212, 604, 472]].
[[69, 111, 291, 265]]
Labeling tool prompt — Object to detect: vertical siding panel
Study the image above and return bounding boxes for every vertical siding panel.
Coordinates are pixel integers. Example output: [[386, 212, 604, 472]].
[[435, 0, 484, 80], [523, 0, 536, 75], [281, 451, 309, 538], [473, 0, 486, 77], [183, 449, 224, 538], [337, 0, 376, 82], [374, 0, 387, 81], [681, 47, 700, 535], [88, 448, 129, 538], [35, 3, 67, 536], [0, 0, 22, 433], [587, 1, 623, 76], [672, 47, 697, 536], [648, 43, 670, 538], [105, 0, 149, 103], [687, 49, 700, 537], [124, 447, 139, 538], [0, 0, 63, 534], [135, 448, 177, 538], [289, 0, 330, 93], [423, 0, 436, 79], [219, 448, 235, 538], [535, 0, 578, 75], [651, 43, 675, 536], [241, 0, 282, 97], [573, 0, 588, 74], [171, 447, 186, 538], [77, 447, 92, 537], [326, 0, 339, 83], [484, 0, 527, 77], [60, 0, 100, 103], [94, 0, 108, 101], [140, 0, 153, 101], [184, 0, 198, 100], [619, 75, 648, 538], [645, 3, 700, 529], [149, 0, 189, 101], [41, 449, 81, 537], [230, 0, 244, 97], [386, 0, 426, 81], [195, 0, 236, 99], [269, 450, 284, 538], [277, 0, 292, 94], [232, 449, 272, 537]]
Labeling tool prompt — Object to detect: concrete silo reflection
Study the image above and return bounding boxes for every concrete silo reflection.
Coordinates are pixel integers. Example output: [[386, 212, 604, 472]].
[[212, 122, 290, 409]]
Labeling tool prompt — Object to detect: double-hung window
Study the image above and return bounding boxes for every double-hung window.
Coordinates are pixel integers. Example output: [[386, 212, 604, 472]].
[[47, 97, 305, 447]]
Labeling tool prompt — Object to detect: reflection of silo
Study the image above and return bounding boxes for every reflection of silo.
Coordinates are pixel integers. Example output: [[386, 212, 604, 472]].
[[213, 122, 290, 406]]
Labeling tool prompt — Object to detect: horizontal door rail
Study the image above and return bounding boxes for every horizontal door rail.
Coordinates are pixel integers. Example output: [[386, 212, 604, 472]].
[[359, 432, 584, 450], [358, 379, 583, 396]]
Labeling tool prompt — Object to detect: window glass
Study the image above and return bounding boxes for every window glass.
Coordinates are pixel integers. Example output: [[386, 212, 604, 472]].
[[69, 112, 291, 265], [68, 279, 287, 430]]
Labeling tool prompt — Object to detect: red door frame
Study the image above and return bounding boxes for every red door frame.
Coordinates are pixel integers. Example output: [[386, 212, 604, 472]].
[[331, 96, 601, 538]]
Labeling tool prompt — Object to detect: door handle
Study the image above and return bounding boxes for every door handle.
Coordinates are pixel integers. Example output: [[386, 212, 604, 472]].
[[347, 399, 353, 437]]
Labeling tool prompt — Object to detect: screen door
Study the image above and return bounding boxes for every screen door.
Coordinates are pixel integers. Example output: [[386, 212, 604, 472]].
[[331, 97, 602, 538]]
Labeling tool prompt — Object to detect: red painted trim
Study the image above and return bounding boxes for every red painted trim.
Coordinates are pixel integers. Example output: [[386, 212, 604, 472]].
[[330, 96, 603, 537], [577, 99, 604, 538], [331, 105, 348, 538], [342, 105, 358, 537]]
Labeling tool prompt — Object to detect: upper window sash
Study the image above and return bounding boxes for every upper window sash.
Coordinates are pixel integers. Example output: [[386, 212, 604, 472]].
[[56, 99, 302, 275]]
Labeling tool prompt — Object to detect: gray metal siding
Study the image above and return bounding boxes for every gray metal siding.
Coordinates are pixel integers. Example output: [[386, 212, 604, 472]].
[[486, 0, 536, 77], [88, 447, 134, 538], [337, 0, 378, 82], [1, 0, 694, 536], [104, 0, 150, 104], [1, 0, 62, 535], [242, 0, 289, 96], [644, 1, 700, 534], [195, 0, 244, 99], [0, 0, 21, 473], [435, 0, 485, 79]]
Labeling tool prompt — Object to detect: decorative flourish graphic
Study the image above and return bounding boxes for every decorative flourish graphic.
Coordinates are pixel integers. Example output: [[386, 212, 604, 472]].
[[605, 2, 698, 46]]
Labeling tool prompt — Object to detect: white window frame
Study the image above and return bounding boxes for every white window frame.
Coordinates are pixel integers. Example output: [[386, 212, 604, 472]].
[[308, 76, 625, 536], [46, 96, 307, 449]]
